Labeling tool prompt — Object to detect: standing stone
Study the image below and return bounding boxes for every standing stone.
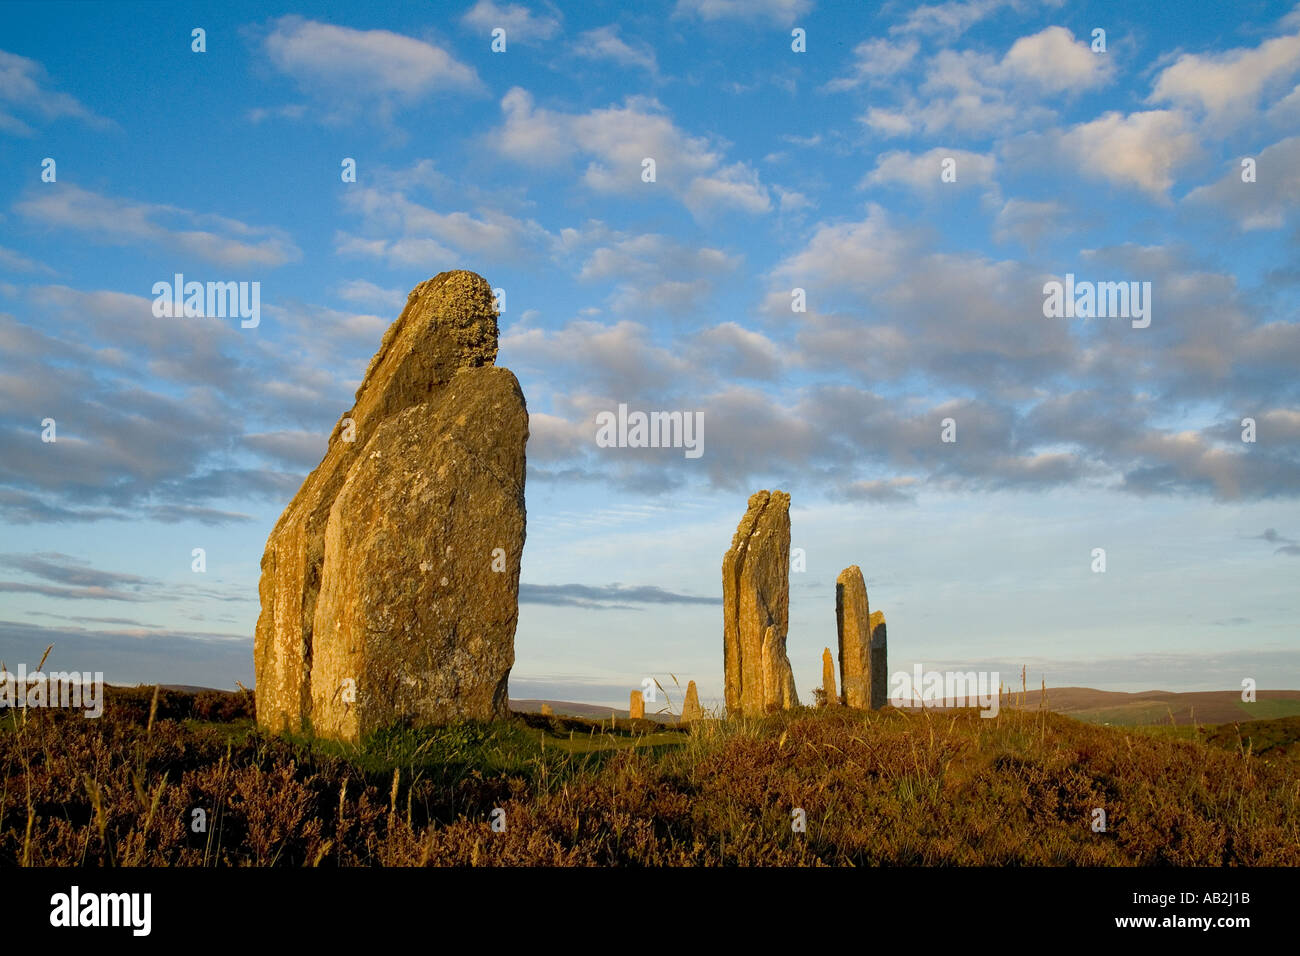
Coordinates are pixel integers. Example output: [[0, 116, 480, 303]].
[[761, 626, 799, 712], [255, 271, 527, 742], [629, 689, 645, 720], [835, 565, 870, 709], [722, 493, 765, 716], [540, 703, 553, 716], [681, 680, 702, 723], [869, 610, 888, 710], [822, 647, 838, 706], [723, 491, 797, 716]]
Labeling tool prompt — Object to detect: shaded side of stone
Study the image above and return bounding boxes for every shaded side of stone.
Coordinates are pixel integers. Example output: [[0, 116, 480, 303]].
[[869, 610, 888, 711]]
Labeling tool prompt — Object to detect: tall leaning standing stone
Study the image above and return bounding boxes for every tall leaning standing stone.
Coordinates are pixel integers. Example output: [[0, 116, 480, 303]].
[[254, 271, 527, 742], [836, 565, 870, 709], [722, 490, 797, 716]]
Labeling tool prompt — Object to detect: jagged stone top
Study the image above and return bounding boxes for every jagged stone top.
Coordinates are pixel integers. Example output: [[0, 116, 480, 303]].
[[726, 490, 790, 556], [329, 270, 499, 445]]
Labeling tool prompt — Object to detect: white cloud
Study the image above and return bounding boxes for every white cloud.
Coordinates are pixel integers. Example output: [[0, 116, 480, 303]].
[[860, 107, 915, 137], [334, 235, 457, 269], [493, 88, 777, 217], [524, 411, 589, 462], [771, 204, 917, 295], [335, 279, 409, 311], [858, 27, 1109, 139], [14, 185, 300, 267], [1150, 31, 1300, 122], [890, 0, 1062, 40], [684, 162, 772, 215], [495, 87, 576, 165], [0, 245, 55, 274], [575, 25, 658, 74], [690, 322, 783, 380], [824, 38, 919, 91], [0, 50, 108, 136], [576, 232, 740, 314], [1184, 136, 1300, 230], [1058, 110, 1199, 198], [861, 148, 996, 192], [993, 198, 1068, 246], [261, 16, 479, 121], [461, 1, 562, 44], [1000, 26, 1111, 93], [674, 0, 811, 25], [503, 319, 690, 396], [336, 186, 553, 266]]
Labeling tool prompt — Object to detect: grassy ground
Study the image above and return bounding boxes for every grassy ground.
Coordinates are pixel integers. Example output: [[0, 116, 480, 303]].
[[2, 687, 1297, 866]]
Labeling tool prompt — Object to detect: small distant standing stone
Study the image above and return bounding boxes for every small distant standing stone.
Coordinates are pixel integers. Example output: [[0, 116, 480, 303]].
[[681, 680, 702, 723]]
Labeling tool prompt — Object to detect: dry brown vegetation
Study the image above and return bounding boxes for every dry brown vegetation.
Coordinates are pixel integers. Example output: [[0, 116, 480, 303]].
[[2, 686, 1297, 866]]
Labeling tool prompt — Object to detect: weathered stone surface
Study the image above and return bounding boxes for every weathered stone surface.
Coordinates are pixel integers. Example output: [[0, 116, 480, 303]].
[[540, 703, 553, 716], [869, 610, 888, 710], [681, 680, 702, 723], [822, 647, 838, 706], [722, 490, 797, 716], [835, 565, 870, 709], [254, 271, 527, 742], [722, 493, 765, 715], [629, 689, 645, 720]]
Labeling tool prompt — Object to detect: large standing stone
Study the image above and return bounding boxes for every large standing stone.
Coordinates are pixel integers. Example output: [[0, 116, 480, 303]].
[[722, 491, 797, 716], [822, 647, 838, 706], [254, 271, 527, 742], [836, 565, 870, 709], [629, 689, 645, 720], [869, 610, 888, 710], [681, 680, 702, 723]]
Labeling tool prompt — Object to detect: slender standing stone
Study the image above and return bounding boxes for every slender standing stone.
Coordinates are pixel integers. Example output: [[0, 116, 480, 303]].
[[822, 647, 838, 706], [869, 610, 888, 710], [836, 565, 870, 708], [629, 689, 645, 720]]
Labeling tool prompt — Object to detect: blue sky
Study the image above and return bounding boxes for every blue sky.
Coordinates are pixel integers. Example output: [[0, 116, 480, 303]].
[[1, 0, 1298, 709]]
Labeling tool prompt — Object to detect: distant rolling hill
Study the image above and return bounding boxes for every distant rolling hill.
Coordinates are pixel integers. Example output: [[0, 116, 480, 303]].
[[997, 687, 1300, 726], [509, 699, 677, 723]]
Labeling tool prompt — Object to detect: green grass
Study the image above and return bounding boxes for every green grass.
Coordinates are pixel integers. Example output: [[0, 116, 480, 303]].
[[1235, 699, 1300, 720], [1069, 704, 1187, 726]]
